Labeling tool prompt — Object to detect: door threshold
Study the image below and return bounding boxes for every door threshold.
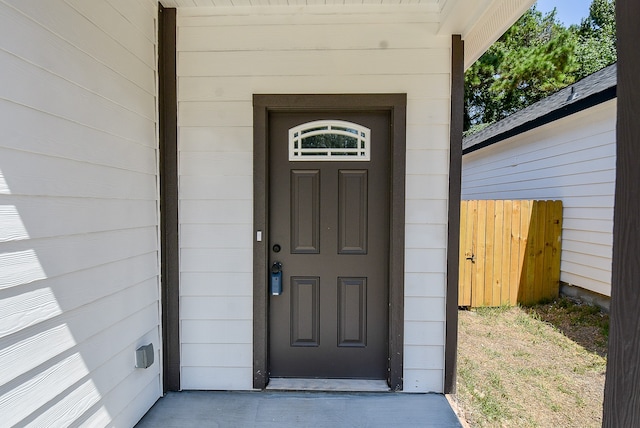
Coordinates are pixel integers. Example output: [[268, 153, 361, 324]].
[[266, 378, 390, 392]]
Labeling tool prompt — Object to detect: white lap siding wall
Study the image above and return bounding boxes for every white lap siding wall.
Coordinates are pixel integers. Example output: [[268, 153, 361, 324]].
[[462, 100, 616, 297], [0, 0, 161, 426], [177, 5, 451, 392]]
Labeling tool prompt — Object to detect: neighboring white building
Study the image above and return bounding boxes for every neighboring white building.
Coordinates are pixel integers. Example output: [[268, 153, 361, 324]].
[[462, 64, 617, 305], [0, 0, 534, 426]]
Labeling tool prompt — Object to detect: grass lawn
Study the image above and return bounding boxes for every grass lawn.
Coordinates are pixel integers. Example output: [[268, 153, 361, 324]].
[[451, 298, 608, 427]]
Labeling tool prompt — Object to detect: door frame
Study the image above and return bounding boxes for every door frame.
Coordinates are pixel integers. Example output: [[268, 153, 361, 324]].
[[252, 94, 406, 390]]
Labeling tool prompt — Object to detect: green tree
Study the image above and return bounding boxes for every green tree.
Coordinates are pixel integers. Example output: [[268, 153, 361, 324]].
[[464, 7, 577, 132], [573, 0, 616, 80]]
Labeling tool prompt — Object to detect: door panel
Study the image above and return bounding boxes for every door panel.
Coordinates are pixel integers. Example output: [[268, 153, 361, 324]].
[[268, 110, 390, 379], [338, 170, 368, 254], [337, 277, 367, 347], [290, 276, 320, 346], [290, 170, 320, 254]]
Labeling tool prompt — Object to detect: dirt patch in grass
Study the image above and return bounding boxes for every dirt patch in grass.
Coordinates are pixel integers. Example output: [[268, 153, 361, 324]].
[[452, 298, 608, 427], [527, 299, 609, 358]]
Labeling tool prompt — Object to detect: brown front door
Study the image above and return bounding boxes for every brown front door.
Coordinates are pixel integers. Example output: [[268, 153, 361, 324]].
[[268, 110, 390, 379]]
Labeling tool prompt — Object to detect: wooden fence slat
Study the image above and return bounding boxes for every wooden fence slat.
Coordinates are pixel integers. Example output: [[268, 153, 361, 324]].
[[461, 200, 477, 306], [548, 200, 563, 300], [542, 201, 554, 300], [458, 200, 466, 306], [534, 200, 544, 304], [509, 200, 522, 305], [518, 200, 527, 305], [518, 200, 530, 304], [523, 201, 533, 304], [501, 201, 512, 305], [473, 200, 486, 308], [468, 200, 478, 305], [531, 201, 549, 303], [483, 200, 495, 307], [458, 201, 470, 306], [492, 200, 504, 307]]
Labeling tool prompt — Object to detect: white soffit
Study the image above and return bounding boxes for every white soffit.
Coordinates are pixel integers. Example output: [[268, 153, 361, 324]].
[[438, 0, 495, 36], [460, 0, 536, 69]]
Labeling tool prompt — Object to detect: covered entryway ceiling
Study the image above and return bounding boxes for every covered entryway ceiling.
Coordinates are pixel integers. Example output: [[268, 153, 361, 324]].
[[159, 0, 535, 68]]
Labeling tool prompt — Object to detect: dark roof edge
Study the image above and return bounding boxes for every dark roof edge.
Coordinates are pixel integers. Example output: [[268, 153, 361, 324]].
[[462, 86, 617, 155]]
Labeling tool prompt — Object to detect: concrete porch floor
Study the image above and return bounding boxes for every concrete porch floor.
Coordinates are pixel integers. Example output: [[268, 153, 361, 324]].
[[135, 390, 463, 427]]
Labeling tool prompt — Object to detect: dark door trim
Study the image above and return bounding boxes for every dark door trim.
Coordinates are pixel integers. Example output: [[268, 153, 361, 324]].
[[158, 4, 180, 392], [253, 94, 406, 390], [445, 35, 464, 394]]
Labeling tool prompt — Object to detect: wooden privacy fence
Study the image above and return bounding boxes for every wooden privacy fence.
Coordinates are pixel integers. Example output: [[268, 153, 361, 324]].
[[459, 200, 563, 307]]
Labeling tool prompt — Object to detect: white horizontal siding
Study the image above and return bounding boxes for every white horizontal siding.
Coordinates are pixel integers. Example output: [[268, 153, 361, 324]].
[[177, 5, 451, 392], [0, 5, 155, 121], [178, 22, 442, 51], [181, 200, 254, 223], [179, 75, 451, 102], [182, 296, 254, 319], [0, 1, 160, 427], [65, 0, 156, 69], [1, 0, 155, 94], [181, 272, 253, 296], [181, 320, 253, 342], [0, 197, 157, 241], [1, 290, 157, 423], [0, 100, 156, 174], [405, 273, 446, 297], [176, 5, 439, 25], [0, 147, 156, 199], [462, 100, 616, 296], [405, 224, 448, 249], [0, 253, 158, 337], [181, 367, 254, 390], [0, 50, 154, 144], [180, 50, 450, 77]]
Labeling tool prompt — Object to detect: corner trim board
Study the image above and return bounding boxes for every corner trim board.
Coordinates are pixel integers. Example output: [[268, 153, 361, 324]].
[[158, 4, 180, 392], [445, 35, 464, 394]]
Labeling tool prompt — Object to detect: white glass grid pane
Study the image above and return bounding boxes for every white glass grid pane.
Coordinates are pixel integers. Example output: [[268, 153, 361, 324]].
[[288, 120, 371, 161]]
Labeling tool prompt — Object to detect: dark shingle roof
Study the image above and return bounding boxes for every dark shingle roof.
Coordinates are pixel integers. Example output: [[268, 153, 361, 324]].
[[463, 63, 617, 154]]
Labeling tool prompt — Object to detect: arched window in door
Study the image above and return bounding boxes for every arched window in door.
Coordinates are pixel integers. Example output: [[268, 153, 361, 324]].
[[289, 120, 370, 161]]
